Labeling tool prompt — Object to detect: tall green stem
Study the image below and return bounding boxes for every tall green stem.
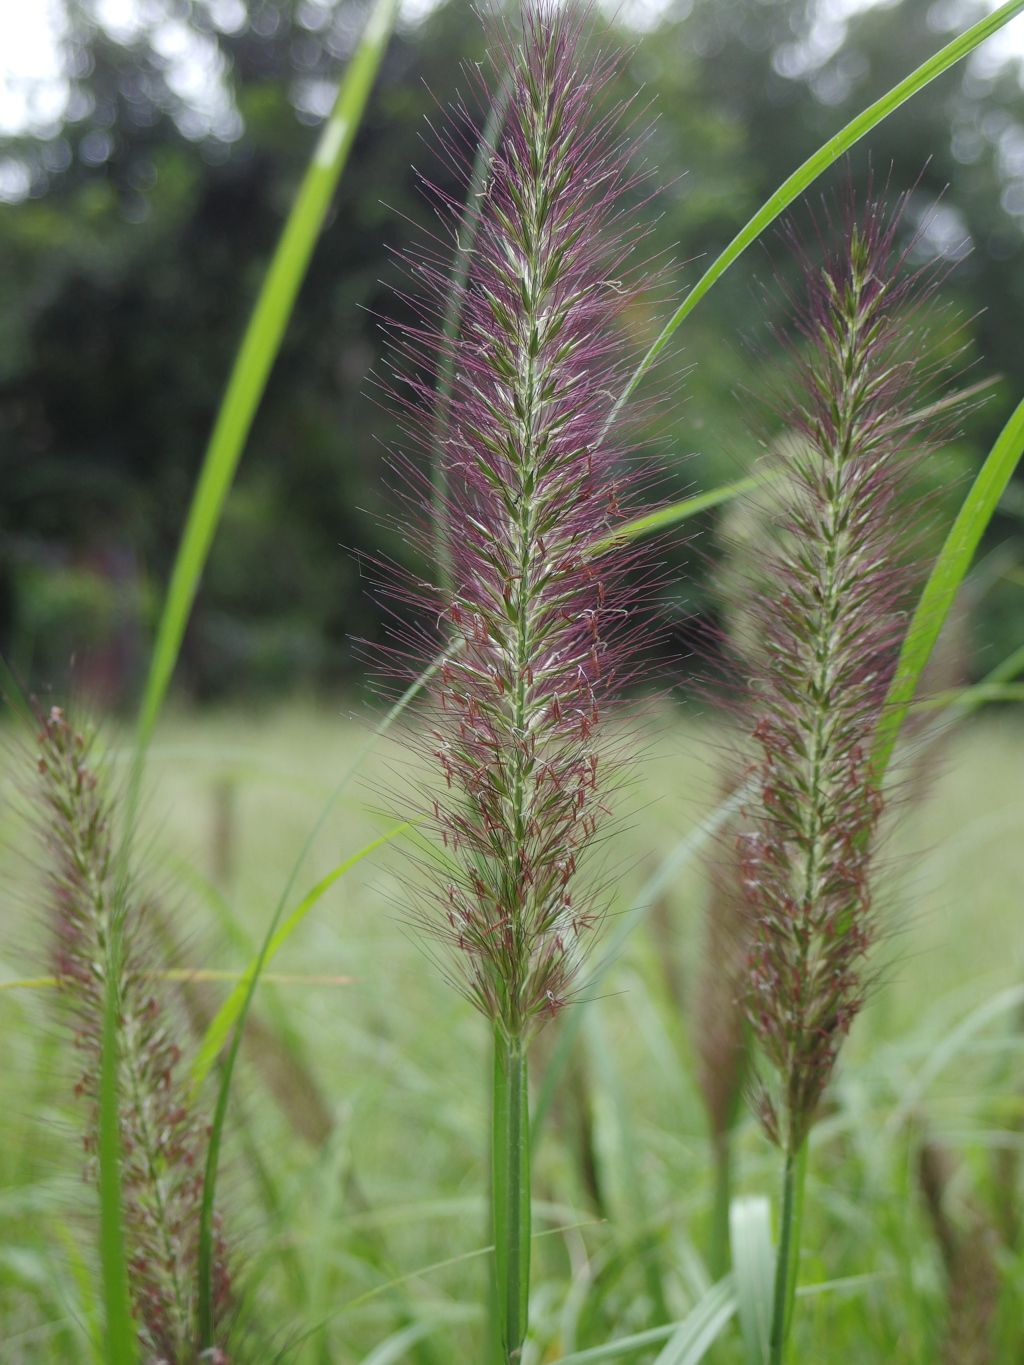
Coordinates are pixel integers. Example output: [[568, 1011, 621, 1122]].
[[708, 1133, 733, 1282], [98, 942, 136, 1363], [492, 1028, 531, 1365], [768, 1141, 807, 1365]]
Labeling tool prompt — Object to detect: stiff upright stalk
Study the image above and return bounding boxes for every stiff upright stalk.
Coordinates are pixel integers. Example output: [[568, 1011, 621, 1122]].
[[390, 8, 656, 1361], [708, 1134, 733, 1282], [768, 1141, 807, 1365], [492, 1028, 531, 1365]]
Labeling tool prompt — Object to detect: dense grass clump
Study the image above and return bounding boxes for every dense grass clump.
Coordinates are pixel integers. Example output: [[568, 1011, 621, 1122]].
[[1, 707, 1024, 1363]]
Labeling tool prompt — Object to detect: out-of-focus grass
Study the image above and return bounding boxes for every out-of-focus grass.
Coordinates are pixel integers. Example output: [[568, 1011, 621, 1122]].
[[2, 702, 1024, 1363]]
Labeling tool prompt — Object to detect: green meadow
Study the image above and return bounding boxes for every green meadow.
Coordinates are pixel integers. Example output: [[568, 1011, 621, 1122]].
[[3, 704, 1023, 1363]]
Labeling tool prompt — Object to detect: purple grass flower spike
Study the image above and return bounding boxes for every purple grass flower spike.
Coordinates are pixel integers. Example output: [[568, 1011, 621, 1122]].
[[737, 193, 948, 1155], [389, 2, 657, 1044], [35, 708, 233, 1364]]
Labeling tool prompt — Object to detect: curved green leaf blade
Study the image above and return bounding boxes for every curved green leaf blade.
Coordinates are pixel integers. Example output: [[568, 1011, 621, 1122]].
[[595, 474, 766, 551], [545, 1325, 679, 1365], [652, 1275, 738, 1365], [190, 820, 413, 1090], [359, 1321, 440, 1365], [270, 1221, 594, 1363], [911, 681, 1024, 711], [884, 983, 1024, 1136], [135, 0, 399, 759], [194, 817, 408, 1347], [610, 0, 1024, 421], [872, 393, 1024, 778], [544, 1277, 736, 1365], [52, 1219, 106, 1365]]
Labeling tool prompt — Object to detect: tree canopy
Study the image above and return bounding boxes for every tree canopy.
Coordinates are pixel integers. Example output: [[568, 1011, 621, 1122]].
[[2, 0, 1023, 703]]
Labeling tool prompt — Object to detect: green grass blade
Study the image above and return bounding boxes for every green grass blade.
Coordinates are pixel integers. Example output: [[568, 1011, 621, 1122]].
[[135, 0, 399, 758], [594, 474, 767, 551], [544, 1278, 736, 1365], [0, 651, 34, 727], [610, 0, 1024, 421], [547, 1325, 680, 1365], [910, 681, 1024, 710], [193, 660, 445, 1344], [871, 392, 1024, 777], [978, 640, 1024, 688], [794, 1273, 890, 1300], [97, 968, 135, 1364], [52, 1220, 105, 1365], [584, 1006, 667, 1320], [360, 1322, 441, 1365], [194, 817, 409, 1346], [189, 820, 413, 1091], [652, 1276, 738, 1365], [730, 1196, 773, 1365], [270, 1221, 594, 1363], [884, 983, 1024, 1137]]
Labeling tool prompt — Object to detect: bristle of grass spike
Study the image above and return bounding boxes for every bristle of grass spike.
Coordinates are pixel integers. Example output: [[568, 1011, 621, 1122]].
[[730, 189, 961, 1365], [384, 6, 663, 1362], [35, 707, 233, 1364], [386, 0, 659, 1045], [737, 191, 949, 1156]]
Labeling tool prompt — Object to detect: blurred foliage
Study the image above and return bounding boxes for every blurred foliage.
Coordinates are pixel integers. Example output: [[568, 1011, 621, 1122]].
[[2, 0, 1024, 702], [6, 705, 1024, 1362]]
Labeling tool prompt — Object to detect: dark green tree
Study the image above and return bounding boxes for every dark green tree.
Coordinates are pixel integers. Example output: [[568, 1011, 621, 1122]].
[[2, 0, 1023, 700]]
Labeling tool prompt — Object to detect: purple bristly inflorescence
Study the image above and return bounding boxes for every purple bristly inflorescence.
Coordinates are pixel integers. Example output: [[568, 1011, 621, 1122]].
[[36, 709, 232, 1364], [389, 3, 656, 1041], [737, 196, 943, 1153]]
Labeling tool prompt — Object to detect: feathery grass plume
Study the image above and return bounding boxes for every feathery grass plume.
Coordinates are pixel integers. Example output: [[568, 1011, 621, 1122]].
[[734, 193, 952, 1361], [35, 707, 232, 1364], [395, 7, 653, 1038], [385, 6, 657, 1359]]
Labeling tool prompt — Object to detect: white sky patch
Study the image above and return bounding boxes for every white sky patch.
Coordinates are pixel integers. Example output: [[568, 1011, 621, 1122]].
[[0, 0, 69, 137], [771, 0, 1024, 88], [0, 155, 32, 201], [92, 0, 150, 44], [908, 196, 973, 259], [4, 0, 1024, 143], [149, 12, 243, 139], [969, 0, 1024, 79], [0, 0, 244, 141], [605, 0, 692, 36], [773, 0, 900, 83], [397, 0, 444, 33]]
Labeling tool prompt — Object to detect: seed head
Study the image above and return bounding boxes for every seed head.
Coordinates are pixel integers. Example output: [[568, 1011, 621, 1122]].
[[387, 3, 658, 1040], [736, 193, 948, 1151], [35, 707, 233, 1363]]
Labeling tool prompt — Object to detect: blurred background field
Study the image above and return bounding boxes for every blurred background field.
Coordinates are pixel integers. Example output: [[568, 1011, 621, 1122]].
[[5, 0, 1024, 706], [4, 704, 1024, 1362]]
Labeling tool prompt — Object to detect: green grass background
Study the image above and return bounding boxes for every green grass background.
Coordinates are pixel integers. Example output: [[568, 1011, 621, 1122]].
[[2, 703, 1024, 1363]]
